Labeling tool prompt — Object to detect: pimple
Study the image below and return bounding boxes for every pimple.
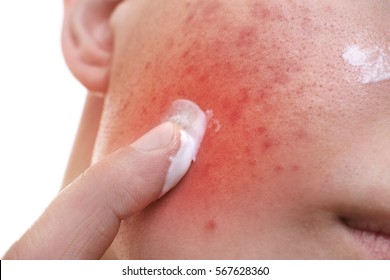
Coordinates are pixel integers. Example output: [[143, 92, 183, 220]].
[[250, 1, 285, 21], [228, 107, 243, 122], [165, 38, 175, 50], [221, 98, 232, 109], [250, 2, 271, 19], [181, 49, 191, 59], [324, 4, 335, 14], [244, 146, 251, 156], [236, 25, 258, 47], [205, 219, 217, 232], [200, 1, 222, 21], [143, 62, 151, 71], [294, 129, 309, 140], [274, 165, 284, 173], [184, 12, 195, 25], [292, 165, 300, 172], [273, 71, 291, 85], [256, 126, 268, 135], [184, 0, 222, 27], [249, 159, 257, 168], [238, 88, 251, 103], [141, 106, 148, 115], [183, 64, 199, 76], [262, 139, 273, 152]]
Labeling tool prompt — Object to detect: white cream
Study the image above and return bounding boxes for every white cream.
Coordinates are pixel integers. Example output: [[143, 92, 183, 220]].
[[206, 109, 221, 133], [342, 45, 390, 84], [160, 99, 207, 196]]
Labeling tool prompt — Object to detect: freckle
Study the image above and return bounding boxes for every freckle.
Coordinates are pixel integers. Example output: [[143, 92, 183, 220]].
[[205, 219, 217, 232]]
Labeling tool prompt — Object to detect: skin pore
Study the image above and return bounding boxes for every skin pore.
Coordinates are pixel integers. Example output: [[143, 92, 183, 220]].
[[68, 0, 390, 259]]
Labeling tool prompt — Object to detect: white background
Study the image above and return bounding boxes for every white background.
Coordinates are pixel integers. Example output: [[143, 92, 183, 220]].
[[0, 1, 85, 256]]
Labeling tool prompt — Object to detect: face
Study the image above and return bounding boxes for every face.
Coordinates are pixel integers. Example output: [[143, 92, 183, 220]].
[[92, 0, 390, 259]]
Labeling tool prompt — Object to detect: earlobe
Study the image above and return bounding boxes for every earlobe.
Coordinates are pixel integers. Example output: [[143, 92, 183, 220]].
[[62, 0, 121, 93]]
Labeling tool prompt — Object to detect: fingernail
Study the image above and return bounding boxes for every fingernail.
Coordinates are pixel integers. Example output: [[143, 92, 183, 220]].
[[160, 99, 207, 196], [132, 122, 175, 152]]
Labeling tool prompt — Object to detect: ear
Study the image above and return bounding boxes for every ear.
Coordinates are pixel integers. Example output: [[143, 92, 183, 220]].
[[62, 0, 121, 93]]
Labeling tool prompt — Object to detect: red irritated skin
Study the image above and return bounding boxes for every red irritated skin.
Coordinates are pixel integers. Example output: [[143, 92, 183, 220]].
[[93, 0, 390, 259]]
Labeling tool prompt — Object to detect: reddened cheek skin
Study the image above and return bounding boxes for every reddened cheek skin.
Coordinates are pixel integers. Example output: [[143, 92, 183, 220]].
[[104, 0, 344, 213], [98, 0, 390, 258]]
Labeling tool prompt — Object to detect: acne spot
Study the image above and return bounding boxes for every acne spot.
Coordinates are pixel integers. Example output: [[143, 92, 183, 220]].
[[256, 126, 268, 135], [236, 25, 258, 47], [250, 2, 271, 19], [144, 62, 151, 71], [205, 219, 217, 232], [244, 146, 251, 157], [294, 129, 309, 140], [166, 38, 175, 50], [200, 0, 222, 21], [141, 106, 148, 115], [184, 0, 222, 27], [199, 163, 212, 181], [291, 165, 300, 172], [274, 165, 284, 173], [185, 12, 195, 25], [262, 138, 276, 152], [249, 159, 257, 167], [229, 107, 243, 122], [181, 49, 191, 59], [197, 72, 209, 82], [238, 88, 251, 103], [324, 5, 334, 14], [183, 64, 199, 76]]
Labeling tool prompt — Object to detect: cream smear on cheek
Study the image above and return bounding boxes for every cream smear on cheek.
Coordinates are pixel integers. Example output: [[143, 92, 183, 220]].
[[160, 99, 207, 196], [342, 45, 390, 84]]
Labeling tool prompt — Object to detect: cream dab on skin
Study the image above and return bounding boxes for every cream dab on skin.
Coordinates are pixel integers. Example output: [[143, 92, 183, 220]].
[[342, 45, 390, 84], [160, 99, 207, 196], [206, 109, 221, 133]]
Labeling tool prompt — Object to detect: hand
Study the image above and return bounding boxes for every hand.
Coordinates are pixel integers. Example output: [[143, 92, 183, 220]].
[[3, 122, 183, 259]]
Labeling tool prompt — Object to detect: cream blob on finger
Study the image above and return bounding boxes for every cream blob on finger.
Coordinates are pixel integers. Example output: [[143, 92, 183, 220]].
[[159, 99, 207, 196]]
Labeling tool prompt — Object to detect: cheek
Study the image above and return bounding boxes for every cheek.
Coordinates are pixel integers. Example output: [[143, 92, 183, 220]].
[[101, 0, 377, 253]]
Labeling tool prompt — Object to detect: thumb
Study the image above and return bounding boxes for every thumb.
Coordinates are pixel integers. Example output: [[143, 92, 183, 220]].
[[4, 121, 192, 259]]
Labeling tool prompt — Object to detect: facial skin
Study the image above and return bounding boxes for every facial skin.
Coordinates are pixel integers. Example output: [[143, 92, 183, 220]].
[[63, 0, 390, 259]]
